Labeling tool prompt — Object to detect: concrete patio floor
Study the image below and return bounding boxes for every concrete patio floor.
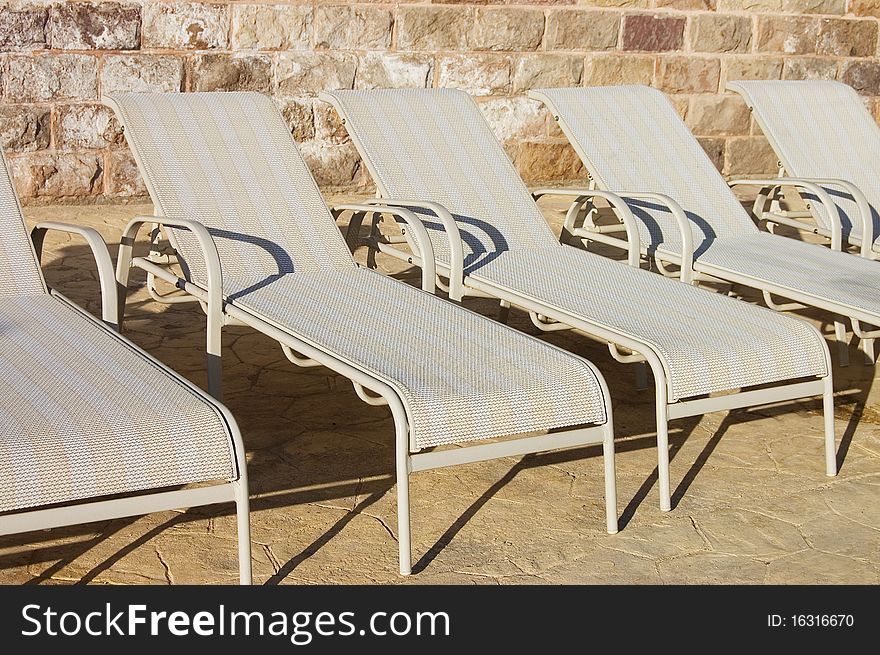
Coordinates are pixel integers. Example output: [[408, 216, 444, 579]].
[[2, 195, 878, 585]]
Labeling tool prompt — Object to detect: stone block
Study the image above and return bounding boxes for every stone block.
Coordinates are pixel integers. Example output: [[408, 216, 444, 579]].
[[816, 19, 877, 57], [697, 137, 725, 171], [512, 55, 583, 93], [355, 53, 433, 90], [14, 152, 103, 198], [0, 3, 49, 51], [190, 54, 273, 92], [3, 54, 97, 102], [546, 9, 619, 51], [722, 56, 783, 88], [841, 61, 880, 95], [725, 137, 778, 176], [782, 57, 838, 80], [143, 2, 229, 50], [279, 99, 315, 142], [582, 54, 655, 86], [690, 14, 752, 54], [396, 6, 472, 51], [438, 55, 511, 96], [686, 95, 751, 137], [230, 4, 311, 51], [314, 103, 349, 144], [514, 140, 585, 183], [470, 7, 545, 52], [0, 104, 50, 152], [756, 16, 819, 55], [478, 96, 552, 141], [55, 104, 124, 150], [314, 6, 393, 50], [276, 53, 357, 97], [101, 55, 184, 94], [657, 57, 720, 94], [47, 2, 141, 50], [622, 14, 685, 52], [107, 149, 146, 197], [298, 141, 360, 188]]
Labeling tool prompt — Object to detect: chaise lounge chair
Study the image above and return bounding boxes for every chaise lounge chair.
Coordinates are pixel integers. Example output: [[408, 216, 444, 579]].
[[104, 91, 618, 575], [0, 146, 252, 584], [530, 85, 880, 362], [319, 88, 835, 515], [727, 80, 879, 260]]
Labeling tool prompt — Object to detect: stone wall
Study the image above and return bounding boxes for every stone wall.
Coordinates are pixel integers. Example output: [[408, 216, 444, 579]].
[[2, 0, 880, 203]]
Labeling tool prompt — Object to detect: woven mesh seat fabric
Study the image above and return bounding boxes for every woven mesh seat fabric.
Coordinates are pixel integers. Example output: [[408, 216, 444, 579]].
[[0, 149, 46, 298], [233, 267, 607, 448], [728, 80, 880, 249], [701, 233, 880, 317], [473, 248, 827, 401], [0, 295, 237, 513], [531, 86, 758, 259], [104, 92, 356, 290], [322, 89, 559, 273], [324, 88, 828, 400], [107, 92, 608, 449]]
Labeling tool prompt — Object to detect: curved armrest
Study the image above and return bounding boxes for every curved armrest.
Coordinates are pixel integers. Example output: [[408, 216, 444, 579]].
[[332, 203, 437, 294], [360, 198, 465, 301], [117, 215, 223, 322], [728, 178, 845, 252], [532, 188, 642, 267], [613, 192, 695, 283], [31, 222, 118, 327]]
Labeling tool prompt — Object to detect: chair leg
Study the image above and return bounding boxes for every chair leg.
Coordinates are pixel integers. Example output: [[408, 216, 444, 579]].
[[655, 384, 672, 512], [206, 301, 224, 401], [860, 337, 875, 364], [602, 423, 618, 534], [823, 375, 837, 477], [498, 300, 511, 325], [834, 320, 849, 367], [395, 422, 413, 576], [234, 481, 253, 585]]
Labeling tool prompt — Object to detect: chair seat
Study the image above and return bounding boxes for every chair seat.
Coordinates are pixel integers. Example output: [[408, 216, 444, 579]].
[[0, 295, 237, 514], [469, 247, 828, 402], [230, 267, 607, 450], [698, 233, 880, 321]]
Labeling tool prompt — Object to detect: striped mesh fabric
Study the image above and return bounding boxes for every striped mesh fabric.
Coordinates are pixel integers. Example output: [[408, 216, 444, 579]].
[[325, 88, 828, 401], [729, 81, 880, 249], [234, 267, 607, 448], [324, 89, 558, 273], [474, 248, 828, 401], [105, 92, 356, 294], [0, 295, 236, 513], [108, 92, 608, 449], [533, 86, 758, 258], [0, 147, 46, 298]]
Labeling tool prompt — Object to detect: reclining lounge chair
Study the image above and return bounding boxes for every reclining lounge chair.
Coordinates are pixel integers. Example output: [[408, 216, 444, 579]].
[[0, 146, 252, 584], [104, 91, 618, 575], [320, 88, 835, 514], [727, 80, 879, 260], [530, 85, 880, 363]]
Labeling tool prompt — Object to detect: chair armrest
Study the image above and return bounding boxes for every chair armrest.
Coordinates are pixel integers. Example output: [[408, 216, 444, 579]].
[[532, 188, 642, 267], [608, 192, 695, 283], [31, 222, 118, 327], [331, 203, 437, 295], [117, 215, 224, 323], [728, 178, 847, 252], [359, 198, 465, 301]]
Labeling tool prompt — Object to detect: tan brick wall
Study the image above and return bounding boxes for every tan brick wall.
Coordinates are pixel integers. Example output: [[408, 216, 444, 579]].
[[2, 0, 880, 203]]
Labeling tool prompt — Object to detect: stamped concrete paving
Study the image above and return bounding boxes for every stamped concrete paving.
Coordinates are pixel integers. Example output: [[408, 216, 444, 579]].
[[2, 196, 878, 585]]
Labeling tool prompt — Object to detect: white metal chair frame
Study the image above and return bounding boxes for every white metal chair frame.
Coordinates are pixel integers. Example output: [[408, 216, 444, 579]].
[[3, 222, 253, 585], [321, 94, 837, 516], [529, 89, 880, 367]]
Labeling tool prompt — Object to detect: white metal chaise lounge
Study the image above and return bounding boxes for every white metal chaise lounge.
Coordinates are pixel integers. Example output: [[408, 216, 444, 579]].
[[0, 145, 252, 584], [320, 88, 835, 514], [104, 92, 618, 575], [727, 80, 879, 260], [530, 85, 880, 364]]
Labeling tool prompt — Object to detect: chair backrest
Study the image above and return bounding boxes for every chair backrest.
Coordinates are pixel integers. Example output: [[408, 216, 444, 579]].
[[105, 92, 355, 295], [728, 80, 880, 245], [531, 86, 758, 257], [322, 89, 559, 274], [0, 147, 47, 298]]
